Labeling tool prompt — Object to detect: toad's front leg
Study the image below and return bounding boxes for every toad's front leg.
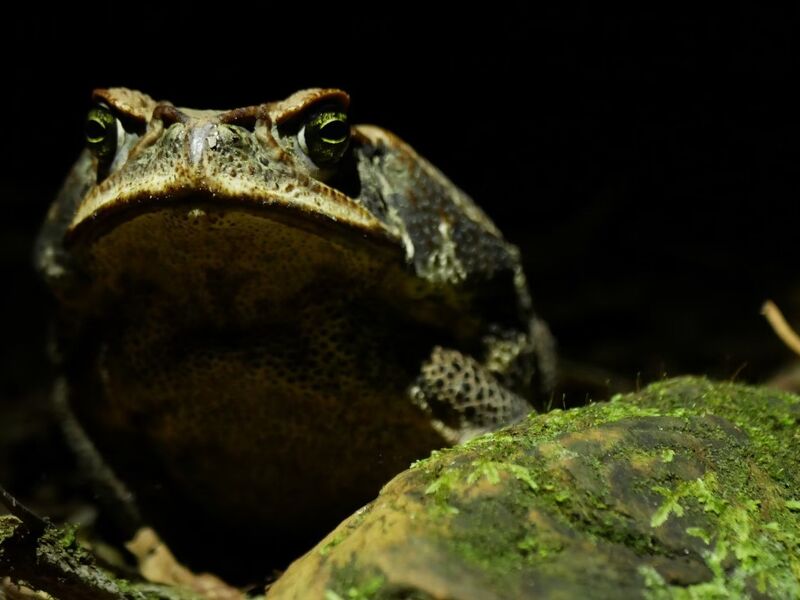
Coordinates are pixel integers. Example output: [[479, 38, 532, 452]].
[[410, 317, 556, 443]]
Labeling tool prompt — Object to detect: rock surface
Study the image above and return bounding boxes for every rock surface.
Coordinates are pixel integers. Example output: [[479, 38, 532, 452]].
[[2, 377, 799, 599], [266, 377, 800, 599]]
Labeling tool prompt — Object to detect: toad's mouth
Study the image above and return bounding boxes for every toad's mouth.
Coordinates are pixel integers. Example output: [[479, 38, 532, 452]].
[[65, 189, 401, 256]]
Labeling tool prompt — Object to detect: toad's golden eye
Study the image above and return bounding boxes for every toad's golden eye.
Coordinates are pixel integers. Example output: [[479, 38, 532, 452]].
[[85, 105, 118, 169], [298, 108, 350, 167]]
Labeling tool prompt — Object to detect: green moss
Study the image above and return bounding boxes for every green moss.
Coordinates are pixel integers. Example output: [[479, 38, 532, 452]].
[[320, 507, 372, 557], [634, 378, 800, 485], [518, 534, 563, 559], [649, 470, 797, 594], [38, 521, 95, 567], [56, 522, 78, 549], [639, 564, 733, 599], [633, 379, 800, 596], [319, 530, 348, 557], [686, 527, 711, 545], [325, 562, 401, 600], [465, 460, 538, 491], [404, 377, 800, 597], [651, 473, 723, 528], [116, 580, 209, 600], [0, 515, 21, 563], [0, 515, 21, 543], [288, 378, 799, 598]]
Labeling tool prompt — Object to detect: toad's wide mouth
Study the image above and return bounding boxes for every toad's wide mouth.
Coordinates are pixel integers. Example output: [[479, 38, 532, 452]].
[[65, 189, 402, 256]]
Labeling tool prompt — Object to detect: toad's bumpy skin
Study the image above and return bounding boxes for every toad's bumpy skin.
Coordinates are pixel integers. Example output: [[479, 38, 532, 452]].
[[35, 88, 556, 564]]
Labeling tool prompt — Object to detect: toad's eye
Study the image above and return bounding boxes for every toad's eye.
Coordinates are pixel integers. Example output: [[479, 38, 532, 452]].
[[297, 108, 350, 167], [85, 105, 118, 169]]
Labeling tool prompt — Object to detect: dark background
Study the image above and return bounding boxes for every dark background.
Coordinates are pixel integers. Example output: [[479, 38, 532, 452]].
[[1, 6, 798, 509]]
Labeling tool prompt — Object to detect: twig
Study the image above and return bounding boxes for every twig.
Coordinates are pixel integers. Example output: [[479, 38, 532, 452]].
[[1, 505, 238, 600], [761, 300, 800, 357], [0, 485, 47, 535]]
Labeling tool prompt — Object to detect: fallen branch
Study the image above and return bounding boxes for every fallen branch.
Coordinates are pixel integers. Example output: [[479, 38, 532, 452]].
[[0, 485, 201, 600], [761, 300, 800, 357]]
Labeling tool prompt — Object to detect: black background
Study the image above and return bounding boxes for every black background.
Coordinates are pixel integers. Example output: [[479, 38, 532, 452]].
[[2, 5, 798, 433]]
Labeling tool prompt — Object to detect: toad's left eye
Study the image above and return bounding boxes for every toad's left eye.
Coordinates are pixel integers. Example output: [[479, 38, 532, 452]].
[[298, 108, 350, 167]]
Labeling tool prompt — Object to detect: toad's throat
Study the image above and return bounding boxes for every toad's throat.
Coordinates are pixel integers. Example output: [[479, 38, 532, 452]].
[[72, 205, 454, 545], [65, 204, 481, 342], [73, 205, 400, 320], [80, 264, 452, 554]]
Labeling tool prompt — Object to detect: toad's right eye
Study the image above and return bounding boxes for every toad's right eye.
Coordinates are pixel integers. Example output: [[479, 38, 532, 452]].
[[85, 105, 118, 171]]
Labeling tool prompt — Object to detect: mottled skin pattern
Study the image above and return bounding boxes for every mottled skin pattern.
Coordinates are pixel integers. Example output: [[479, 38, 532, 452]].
[[35, 88, 556, 570]]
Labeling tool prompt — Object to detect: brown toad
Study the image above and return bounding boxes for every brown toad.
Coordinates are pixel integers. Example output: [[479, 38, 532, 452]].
[[35, 87, 556, 571]]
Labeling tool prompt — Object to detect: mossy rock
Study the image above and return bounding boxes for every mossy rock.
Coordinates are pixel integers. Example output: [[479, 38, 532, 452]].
[[266, 377, 800, 599]]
